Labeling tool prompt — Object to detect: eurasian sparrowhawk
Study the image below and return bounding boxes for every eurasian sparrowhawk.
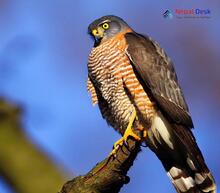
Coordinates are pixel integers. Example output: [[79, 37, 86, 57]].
[[87, 15, 216, 193]]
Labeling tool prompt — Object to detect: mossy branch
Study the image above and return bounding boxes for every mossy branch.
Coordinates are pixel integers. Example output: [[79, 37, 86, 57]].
[[60, 138, 141, 193], [0, 99, 66, 193], [0, 98, 141, 193]]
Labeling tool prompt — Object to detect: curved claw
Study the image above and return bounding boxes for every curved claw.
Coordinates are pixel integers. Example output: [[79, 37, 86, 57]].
[[109, 138, 123, 157]]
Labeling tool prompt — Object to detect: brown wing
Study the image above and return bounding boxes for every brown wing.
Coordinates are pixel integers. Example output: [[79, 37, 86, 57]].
[[125, 32, 193, 128]]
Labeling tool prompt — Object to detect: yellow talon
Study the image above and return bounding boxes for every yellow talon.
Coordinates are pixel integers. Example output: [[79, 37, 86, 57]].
[[109, 110, 141, 157]]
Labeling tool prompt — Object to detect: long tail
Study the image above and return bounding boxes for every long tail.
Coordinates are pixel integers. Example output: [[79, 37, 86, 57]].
[[147, 113, 216, 193]]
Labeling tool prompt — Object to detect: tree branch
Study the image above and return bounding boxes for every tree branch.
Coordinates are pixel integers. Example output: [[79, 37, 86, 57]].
[[60, 137, 141, 193], [0, 98, 142, 193], [0, 98, 66, 193]]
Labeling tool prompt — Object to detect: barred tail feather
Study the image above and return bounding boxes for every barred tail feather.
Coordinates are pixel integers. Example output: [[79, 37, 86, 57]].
[[147, 112, 216, 193], [167, 166, 216, 193], [171, 124, 216, 193]]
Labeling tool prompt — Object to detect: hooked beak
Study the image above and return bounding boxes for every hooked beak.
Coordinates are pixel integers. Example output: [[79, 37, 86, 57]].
[[91, 27, 104, 44]]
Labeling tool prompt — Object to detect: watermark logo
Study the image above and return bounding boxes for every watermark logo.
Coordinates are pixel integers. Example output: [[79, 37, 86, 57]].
[[163, 10, 173, 19], [163, 8, 211, 19]]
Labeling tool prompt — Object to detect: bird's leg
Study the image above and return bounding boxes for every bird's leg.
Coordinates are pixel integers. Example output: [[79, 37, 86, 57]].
[[90, 111, 141, 177], [109, 110, 141, 157]]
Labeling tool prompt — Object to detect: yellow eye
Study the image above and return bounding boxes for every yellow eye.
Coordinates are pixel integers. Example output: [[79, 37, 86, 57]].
[[102, 23, 109, 29]]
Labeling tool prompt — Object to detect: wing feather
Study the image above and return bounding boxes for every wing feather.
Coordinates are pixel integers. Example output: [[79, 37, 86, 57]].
[[125, 32, 193, 128]]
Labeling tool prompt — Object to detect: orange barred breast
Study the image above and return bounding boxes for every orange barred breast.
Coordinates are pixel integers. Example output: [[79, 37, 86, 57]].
[[88, 31, 156, 132]]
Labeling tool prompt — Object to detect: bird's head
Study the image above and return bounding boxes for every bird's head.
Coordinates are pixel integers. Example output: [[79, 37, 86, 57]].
[[88, 15, 131, 46]]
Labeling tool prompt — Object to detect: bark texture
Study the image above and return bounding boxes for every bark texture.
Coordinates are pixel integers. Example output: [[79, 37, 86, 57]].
[[60, 139, 141, 193]]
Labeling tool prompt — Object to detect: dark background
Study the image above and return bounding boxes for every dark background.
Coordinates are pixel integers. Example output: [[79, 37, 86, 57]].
[[0, 1, 219, 193]]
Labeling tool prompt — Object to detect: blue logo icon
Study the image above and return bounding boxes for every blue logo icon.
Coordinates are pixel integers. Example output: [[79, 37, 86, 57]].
[[163, 10, 173, 19]]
